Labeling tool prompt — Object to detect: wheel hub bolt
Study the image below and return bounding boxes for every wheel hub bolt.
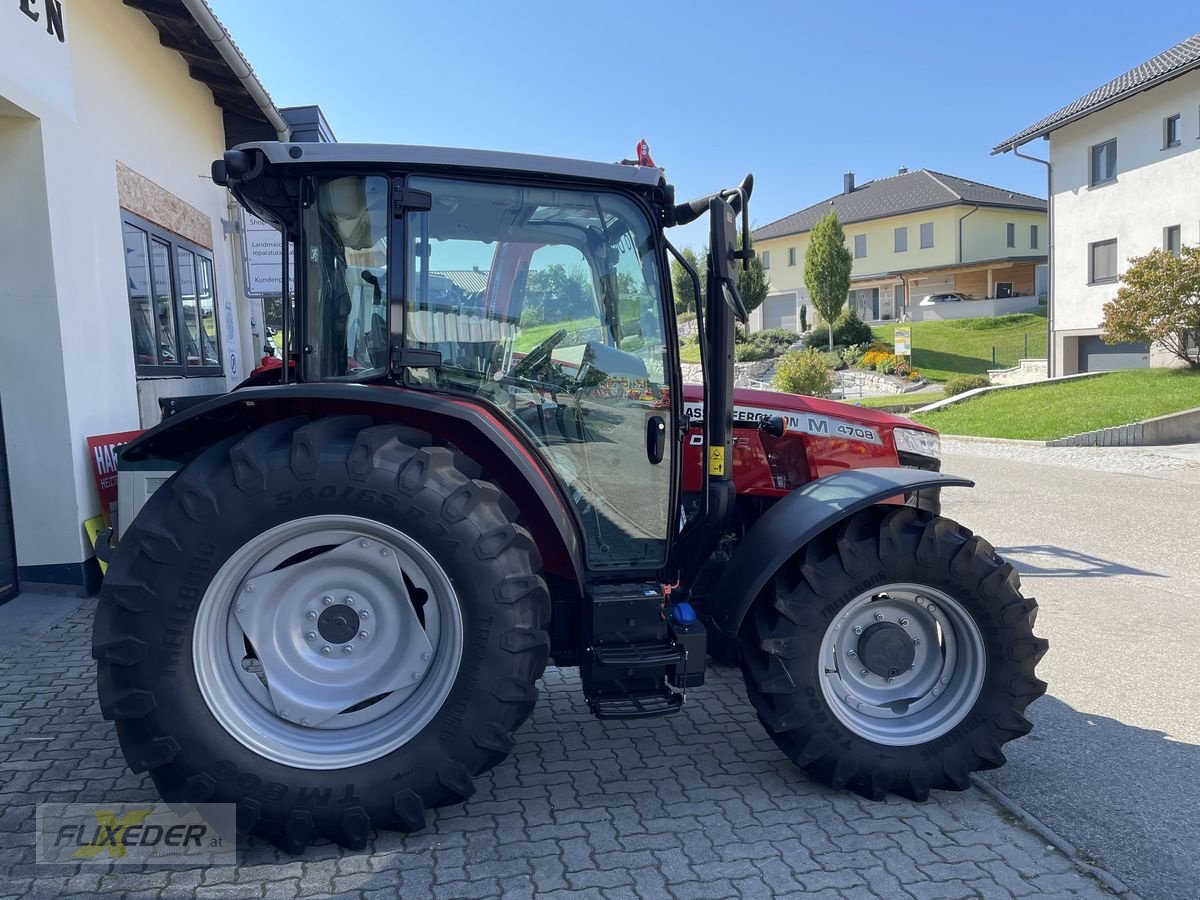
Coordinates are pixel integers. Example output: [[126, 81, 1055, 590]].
[[245, 585, 254, 593], [932, 688, 941, 697], [359, 631, 369, 640], [913, 638, 921, 646], [359, 540, 370, 549], [927, 604, 937, 614], [853, 625, 863, 635], [306, 631, 316, 641], [343, 645, 354, 655], [307, 610, 317, 620], [887, 676, 895, 683], [301, 718, 311, 726], [421, 651, 431, 662], [380, 549, 391, 558], [847, 649, 857, 658], [359, 610, 370, 619], [899, 617, 909, 627], [279, 710, 289, 719], [322, 595, 334, 605], [412, 671, 421, 681], [321, 645, 332, 655], [860, 668, 869, 677], [236, 605, 245, 613], [873, 612, 884, 622], [344, 597, 355, 605], [940, 676, 949, 684]]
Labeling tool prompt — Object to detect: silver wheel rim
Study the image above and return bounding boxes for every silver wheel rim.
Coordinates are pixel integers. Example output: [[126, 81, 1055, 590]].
[[818, 583, 985, 746], [193, 515, 463, 769]]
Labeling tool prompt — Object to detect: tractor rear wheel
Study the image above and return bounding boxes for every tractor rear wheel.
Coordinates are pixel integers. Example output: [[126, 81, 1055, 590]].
[[740, 505, 1046, 801], [93, 417, 549, 851]]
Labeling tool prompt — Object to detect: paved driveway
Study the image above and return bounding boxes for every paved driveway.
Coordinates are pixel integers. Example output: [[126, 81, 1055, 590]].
[[942, 439, 1200, 900], [0, 598, 1110, 899]]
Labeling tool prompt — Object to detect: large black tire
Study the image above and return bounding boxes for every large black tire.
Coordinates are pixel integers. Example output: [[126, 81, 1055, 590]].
[[92, 417, 550, 851], [741, 505, 1047, 801]]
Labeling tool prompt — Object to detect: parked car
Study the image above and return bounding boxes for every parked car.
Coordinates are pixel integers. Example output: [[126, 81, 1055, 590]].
[[919, 292, 970, 306]]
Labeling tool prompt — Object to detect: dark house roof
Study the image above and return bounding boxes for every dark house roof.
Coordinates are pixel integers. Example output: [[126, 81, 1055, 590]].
[[751, 170, 1046, 242], [122, 0, 288, 147], [993, 32, 1200, 153]]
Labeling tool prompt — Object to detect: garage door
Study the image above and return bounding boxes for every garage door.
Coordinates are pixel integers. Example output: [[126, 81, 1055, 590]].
[[762, 293, 797, 331], [1077, 336, 1149, 372], [0, 398, 17, 605]]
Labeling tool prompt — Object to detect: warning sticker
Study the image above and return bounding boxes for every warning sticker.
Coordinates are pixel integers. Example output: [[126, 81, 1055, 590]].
[[708, 446, 726, 476]]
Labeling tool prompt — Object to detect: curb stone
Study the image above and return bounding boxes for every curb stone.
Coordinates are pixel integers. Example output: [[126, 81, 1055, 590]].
[[972, 775, 1138, 898]]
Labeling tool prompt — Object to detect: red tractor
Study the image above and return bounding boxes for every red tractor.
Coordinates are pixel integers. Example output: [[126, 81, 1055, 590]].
[[93, 143, 1045, 853]]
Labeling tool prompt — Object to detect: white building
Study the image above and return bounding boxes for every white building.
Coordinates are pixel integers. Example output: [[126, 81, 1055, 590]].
[[0, 1, 320, 600], [994, 33, 1200, 376]]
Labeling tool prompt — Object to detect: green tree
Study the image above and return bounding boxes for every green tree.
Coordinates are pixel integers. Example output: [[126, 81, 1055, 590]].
[[738, 233, 770, 316], [670, 246, 705, 314], [804, 211, 853, 351], [1102, 245, 1200, 369]]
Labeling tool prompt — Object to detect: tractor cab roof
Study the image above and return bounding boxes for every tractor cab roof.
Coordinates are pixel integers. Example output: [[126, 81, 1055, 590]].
[[216, 141, 668, 231]]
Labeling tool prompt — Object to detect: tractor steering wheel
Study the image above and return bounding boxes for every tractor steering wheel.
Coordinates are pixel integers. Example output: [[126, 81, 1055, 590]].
[[507, 328, 568, 382]]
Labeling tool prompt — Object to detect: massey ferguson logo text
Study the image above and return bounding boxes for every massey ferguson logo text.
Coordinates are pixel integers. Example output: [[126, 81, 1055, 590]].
[[683, 402, 882, 446], [36, 803, 235, 866]]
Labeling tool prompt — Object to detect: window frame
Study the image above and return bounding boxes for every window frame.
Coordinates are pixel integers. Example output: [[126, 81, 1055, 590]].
[[762, 249, 771, 270], [919, 222, 934, 249], [853, 234, 867, 259], [1165, 225, 1182, 256], [1088, 238, 1119, 285], [1164, 114, 1182, 149], [787, 246, 796, 266], [1089, 138, 1117, 188], [1031, 224, 1039, 249], [1006, 223, 1016, 248], [121, 210, 223, 378], [894, 226, 908, 253]]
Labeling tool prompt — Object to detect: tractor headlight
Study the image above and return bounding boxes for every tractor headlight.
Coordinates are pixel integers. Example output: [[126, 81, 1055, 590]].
[[893, 427, 941, 460]]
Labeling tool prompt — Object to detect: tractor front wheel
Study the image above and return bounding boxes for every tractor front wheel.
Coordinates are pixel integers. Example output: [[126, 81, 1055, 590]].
[[741, 506, 1046, 800], [93, 418, 549, 851]]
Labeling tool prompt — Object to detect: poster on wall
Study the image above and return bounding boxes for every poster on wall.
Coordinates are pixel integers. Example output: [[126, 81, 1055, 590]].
[[87, 431, 143, 526], [894, 327, 912, 357], [240, 209, 293, 297]]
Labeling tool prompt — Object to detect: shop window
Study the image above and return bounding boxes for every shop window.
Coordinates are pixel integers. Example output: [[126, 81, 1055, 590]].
[[122, 213, 222, 376]]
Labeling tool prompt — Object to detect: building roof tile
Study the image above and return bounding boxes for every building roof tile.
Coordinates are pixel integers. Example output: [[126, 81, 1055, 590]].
[[993, 32, 1200, 152], [751, 170, 1045, 241]]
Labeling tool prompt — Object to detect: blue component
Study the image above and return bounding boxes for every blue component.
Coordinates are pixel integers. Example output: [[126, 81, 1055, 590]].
[[671, 601, 697, 625]]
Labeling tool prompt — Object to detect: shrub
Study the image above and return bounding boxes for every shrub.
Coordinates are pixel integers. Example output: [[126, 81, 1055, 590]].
[[840, 343, 867, 367], [676, 311, 697, 325], [944, 374, 990, 397], [804, 309, 874, 350], [773, 348, 834, 398], [859, 348, 891, 370], [735, 344, 771, 362]]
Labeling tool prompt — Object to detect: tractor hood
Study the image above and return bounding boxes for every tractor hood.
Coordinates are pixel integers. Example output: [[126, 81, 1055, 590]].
[[680, 383, 936, 435]]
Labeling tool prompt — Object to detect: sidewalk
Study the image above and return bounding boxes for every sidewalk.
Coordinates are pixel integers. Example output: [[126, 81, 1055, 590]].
[[0, 598, 1117, 899]]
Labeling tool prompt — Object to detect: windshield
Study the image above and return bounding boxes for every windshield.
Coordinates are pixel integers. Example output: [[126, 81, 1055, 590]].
[[404, 176, 672, 570]]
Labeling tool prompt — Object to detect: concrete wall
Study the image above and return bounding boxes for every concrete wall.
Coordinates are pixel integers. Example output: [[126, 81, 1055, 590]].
[[911, 294, 1043, 322], [0, 2, 247, 589], [1048, 69, 1200, 364]]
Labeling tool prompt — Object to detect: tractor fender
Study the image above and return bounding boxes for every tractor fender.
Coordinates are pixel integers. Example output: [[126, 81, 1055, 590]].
[[119, 383, 585, 590], [708, 467, 974, 637]]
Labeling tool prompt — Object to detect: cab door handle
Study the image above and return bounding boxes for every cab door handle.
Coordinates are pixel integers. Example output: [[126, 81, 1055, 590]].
[[646, 415, 666, 465]]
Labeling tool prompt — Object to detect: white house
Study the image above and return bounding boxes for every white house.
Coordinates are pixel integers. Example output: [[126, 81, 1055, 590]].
[[994, 33, 1200, 376], [0, 1, 326, 600]]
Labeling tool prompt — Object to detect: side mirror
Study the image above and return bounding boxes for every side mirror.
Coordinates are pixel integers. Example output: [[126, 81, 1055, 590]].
[[709, 196, 749, 323]]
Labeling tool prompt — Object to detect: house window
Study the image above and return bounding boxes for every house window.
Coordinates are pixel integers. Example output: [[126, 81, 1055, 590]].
[[1165, 225, 1182, 256], [1090, 139, 1117, 186], [894, 226, 907, 252], [762, 250, 770, 270], [1089, 238, 1118, 285], [919, 222, 934, 249], [1006, 223, 1016, 248], [788, 247, 797, 266], [854, 234, 866, 258], [1164, 114, 1182, 148], [1031, 224, 1039, 249], [121, 212, 222, 376]]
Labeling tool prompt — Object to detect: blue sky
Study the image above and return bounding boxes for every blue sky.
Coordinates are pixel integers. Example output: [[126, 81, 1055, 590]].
[[209, 1, 1199, 250]]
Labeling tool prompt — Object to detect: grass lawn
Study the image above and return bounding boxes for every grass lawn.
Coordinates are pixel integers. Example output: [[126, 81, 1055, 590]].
[[839, 390, 945, 410], [872, 312, 1048, 382], [913, 369, 1200, 440], [514, 317, 599, 352]]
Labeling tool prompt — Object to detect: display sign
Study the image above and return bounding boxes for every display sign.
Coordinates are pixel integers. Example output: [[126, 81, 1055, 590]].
[[87, 430, 143, 525], [240, 209, 292, 297], [894, 327, 912, 357]]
